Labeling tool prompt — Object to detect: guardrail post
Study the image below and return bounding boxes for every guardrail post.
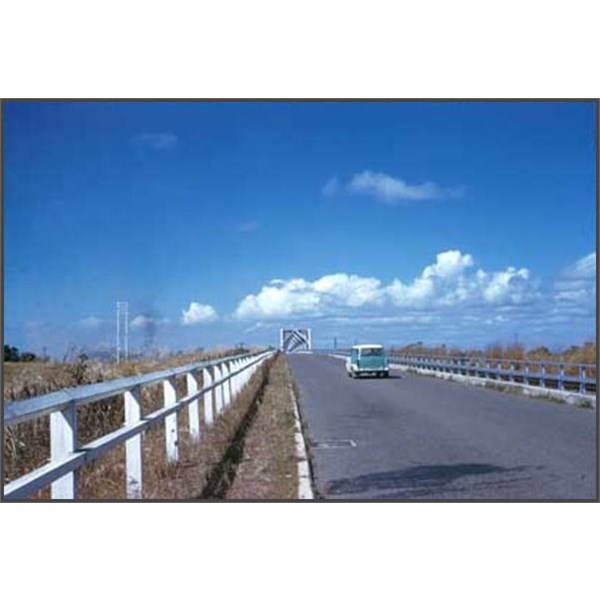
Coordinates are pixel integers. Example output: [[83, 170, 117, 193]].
[[237, 359, 244, 390], [580, 367, 586, 394], [237, 358, 245, 394], [510, 363, 515, 383], [125, 385, 143, 498], [524, 363, 529, 386], [240, 357, 247, 386], [540, 363, 545, 388], [242, 357, 249, 387], [186, 371, 201, 443], [222, 362, 231, 407], [214, 365, 223, 414], [230, 360, 238, 399], [163, 376, 179, 463], [202, 368, 214, 426], [246, 356, 253, 384], [228, 360, 236, 402], [50, 403, 78, 499], [559, 364, 565, 391]]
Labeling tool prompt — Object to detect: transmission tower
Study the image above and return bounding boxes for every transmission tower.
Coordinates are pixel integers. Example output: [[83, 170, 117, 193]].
[[116, 301, 129, 363]]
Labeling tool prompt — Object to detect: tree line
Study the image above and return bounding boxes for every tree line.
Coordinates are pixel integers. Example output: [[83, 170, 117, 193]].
[[4, 345, 38, 362]]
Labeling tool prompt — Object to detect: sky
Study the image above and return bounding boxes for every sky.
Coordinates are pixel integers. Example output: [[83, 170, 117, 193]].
[[3, 100, 597, 357]]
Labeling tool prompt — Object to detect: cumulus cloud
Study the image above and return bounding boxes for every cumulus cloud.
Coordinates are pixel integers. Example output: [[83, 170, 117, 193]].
[[235, 278, 321, 319], [234, 250, 539, 320], [554, 252, 596, 306], [323, 171, 462, 204], [133, 132, 178, 150], [181, 302, 218, 325]]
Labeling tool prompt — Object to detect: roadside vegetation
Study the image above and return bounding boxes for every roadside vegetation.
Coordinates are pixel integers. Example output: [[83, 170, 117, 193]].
[[3, 349, 300, 500], [389, 340, 596, 378], [3, 347, 255, 497], [224, 354, 298, 500]]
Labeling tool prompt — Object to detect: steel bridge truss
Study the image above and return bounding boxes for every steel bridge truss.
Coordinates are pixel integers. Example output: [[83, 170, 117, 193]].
[[280, 328, 312, 353]]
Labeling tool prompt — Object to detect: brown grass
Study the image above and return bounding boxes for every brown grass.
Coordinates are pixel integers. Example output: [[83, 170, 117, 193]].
[[143, 361, 272, 500], [389, 339, 596, 388], [2, 347, 261, 498], [390, 340, 596, 367], [225, 354, 298, 500], [5, 353, 299, 500]]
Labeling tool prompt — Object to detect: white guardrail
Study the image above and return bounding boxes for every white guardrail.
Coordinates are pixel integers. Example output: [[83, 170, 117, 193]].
[[313, 349, 596, 395], [3, 350, 275, 500]]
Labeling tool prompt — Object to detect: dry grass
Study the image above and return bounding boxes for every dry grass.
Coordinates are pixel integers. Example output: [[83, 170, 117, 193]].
[[142, 360, 272, 500], [390, 340, 596, 375], [3, 347, 252, 402], [225, 354, 298, 500], [2, 347, 260, 497], [390, 339, 596, 393], [3, 352, 300, 500]]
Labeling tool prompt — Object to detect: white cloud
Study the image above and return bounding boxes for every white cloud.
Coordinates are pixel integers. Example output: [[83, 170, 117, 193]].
[[234, 249, 539, 320], [422, 250, 474, 278], [562, 252, 595, 281], [235, 278, 321, 319], [329, 315, 438, 325], [312, 273, 384, 307], [479, 267, 533, 304], [554, 252, 596, 306], [134, 132, 178, 150], [323, 171, 462, 204], [387, 251, 535, 308], [80, 316, 103, 328], [181, 302, 218, 325], [130, 315, 154, 329], [129, 315, 170, 329]]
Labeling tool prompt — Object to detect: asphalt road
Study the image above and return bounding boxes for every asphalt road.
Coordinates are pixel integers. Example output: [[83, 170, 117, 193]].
[[288, 354, 597, 500]]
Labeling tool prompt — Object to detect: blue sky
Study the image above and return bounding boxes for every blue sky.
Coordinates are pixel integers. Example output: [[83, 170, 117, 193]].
[[3, 101, 596, 356]]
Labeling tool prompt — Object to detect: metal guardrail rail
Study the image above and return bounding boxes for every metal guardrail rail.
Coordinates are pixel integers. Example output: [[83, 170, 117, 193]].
[[312, 349, 596, 395], [387, 354, 596, 394], [3, 349, 275, 500]]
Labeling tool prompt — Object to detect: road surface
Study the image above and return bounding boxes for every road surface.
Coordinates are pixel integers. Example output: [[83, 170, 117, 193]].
[[288, 354, 596, 500]]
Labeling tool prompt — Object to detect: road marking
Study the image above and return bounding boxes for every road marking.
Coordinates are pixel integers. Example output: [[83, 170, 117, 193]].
[[312, 439, 357, 449]]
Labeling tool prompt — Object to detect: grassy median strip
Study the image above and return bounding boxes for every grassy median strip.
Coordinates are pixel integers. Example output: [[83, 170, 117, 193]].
[[224, 354, 299, 500]]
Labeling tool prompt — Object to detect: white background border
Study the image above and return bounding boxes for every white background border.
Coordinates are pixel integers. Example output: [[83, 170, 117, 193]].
[[1, 2, 598, 599]]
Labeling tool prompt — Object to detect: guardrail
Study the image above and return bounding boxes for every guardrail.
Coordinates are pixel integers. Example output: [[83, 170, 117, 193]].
[[3, 349, 275, 500], [387, 354, 596, 395], [312, 349, 596, 395]]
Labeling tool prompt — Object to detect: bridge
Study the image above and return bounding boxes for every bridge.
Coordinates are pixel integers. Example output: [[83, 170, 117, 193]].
[[2, 345, 596, 500], [280, 328, 312, 353]]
